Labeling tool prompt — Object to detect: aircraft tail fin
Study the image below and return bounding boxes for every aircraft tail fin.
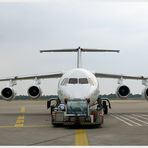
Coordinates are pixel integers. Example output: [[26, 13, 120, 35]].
[[40, 47, 120, 68]]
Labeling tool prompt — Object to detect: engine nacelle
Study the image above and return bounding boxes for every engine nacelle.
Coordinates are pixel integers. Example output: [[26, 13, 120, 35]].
[[27, 85, 42, 99], [1, 87, 16, 101], [142, 87, 148, 100], [116, 85, 130, 99]]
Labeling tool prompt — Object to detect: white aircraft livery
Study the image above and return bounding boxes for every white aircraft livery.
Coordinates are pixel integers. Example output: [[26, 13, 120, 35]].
[[0, 47, 148, 127]]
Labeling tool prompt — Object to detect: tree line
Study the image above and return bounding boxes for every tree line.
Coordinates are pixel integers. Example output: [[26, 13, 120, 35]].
[[0, 93, 143, 100]]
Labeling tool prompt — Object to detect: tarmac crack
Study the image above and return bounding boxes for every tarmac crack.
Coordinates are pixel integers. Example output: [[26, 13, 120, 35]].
[[28, 133, 75, 146]]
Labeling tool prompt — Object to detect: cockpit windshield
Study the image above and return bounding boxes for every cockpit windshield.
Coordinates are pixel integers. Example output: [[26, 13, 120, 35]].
[[61, 78, 69, 85], [69, 78, 78, 84], [61, 78, 94, 85], [79, 78, 88, 84]]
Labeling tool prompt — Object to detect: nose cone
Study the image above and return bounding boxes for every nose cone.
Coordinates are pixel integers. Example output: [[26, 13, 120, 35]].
[[64, 85, 92, 99]]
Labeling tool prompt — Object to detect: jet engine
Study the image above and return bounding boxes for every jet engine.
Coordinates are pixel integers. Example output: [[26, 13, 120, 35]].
[[116, 85, 130, 99], [1, 87, 16, 101], [142, 87, 148, 100], [27, 85, 42, 99]]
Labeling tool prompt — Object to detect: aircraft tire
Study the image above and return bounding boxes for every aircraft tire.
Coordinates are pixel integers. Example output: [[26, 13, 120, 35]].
[[103, 101, 108, 114], [104, 106, 108, 114]]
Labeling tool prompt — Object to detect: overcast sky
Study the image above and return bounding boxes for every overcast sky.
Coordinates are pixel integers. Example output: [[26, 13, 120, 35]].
[[0, 0, 148, 95]]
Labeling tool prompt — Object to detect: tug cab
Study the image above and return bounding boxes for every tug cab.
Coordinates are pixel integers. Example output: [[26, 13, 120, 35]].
[[48, 98, 104, 127]]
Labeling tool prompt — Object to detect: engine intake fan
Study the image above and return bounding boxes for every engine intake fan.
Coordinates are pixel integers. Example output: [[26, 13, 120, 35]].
[[1, 87, 16, 101], [116, 85, 130, 99], [142, 87, 148, 100], [28, 85, 42, 99]]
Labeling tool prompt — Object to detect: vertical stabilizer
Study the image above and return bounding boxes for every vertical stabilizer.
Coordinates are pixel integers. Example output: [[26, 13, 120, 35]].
[[40, 47, 120, 68]]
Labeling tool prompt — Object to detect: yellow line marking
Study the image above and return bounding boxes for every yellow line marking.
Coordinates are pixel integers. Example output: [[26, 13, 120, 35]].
[[15, 106, 25, 128], [16, 119, 24, 124], [15, 115, 25, 127], [20, 106, 25, 113], [0, 125, 51, 128], [15, 124, 24, 127], [75, 129, 89, 146], [0, 125, 14, 128], [24, 125, 51, 128], [17, 116, 24, 120]]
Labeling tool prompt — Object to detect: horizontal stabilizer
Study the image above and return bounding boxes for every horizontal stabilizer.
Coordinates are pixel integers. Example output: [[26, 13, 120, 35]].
[[40, 47, 120, 68], [81, 48, 120, 53], [40, 49, 77, 53], [40, 47, 120, 53]]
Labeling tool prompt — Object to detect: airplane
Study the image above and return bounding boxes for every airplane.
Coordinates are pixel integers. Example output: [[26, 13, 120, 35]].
[[0, 47, 148, 127]]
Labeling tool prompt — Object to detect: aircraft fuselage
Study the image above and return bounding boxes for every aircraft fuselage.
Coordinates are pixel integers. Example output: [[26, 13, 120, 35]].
[[58, 68, 100, 105]]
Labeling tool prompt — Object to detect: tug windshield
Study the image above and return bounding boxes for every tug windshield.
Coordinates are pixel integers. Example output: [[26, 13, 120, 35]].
[[67, 100, 88, 116]]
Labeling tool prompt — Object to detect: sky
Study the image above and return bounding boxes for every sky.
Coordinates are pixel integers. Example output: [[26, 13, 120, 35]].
[[0, 0, 148, 95]]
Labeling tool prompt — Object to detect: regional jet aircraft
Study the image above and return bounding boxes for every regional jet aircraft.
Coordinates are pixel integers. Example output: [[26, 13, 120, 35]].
[[0, 47, 147, 126]]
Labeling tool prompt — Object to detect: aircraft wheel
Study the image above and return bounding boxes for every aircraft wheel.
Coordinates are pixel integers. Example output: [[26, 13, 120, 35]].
[[103, 101, 108, 114], [104, 106, 108, 114]]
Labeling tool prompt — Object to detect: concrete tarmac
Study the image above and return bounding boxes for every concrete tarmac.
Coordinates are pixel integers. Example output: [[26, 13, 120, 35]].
[[0, 100, 148, 146]]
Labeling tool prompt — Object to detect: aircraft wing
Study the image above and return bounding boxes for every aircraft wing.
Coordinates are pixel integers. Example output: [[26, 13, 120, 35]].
[[0, 72, 63, 82], [94, 72, 147, 80]]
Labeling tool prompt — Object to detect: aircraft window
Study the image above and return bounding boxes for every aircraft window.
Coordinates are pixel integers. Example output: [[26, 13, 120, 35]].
[[61, 78, 69, 85], [79, 78, 88, 84], [61, 79, 65, 85], [88, 78, 94, 86], [69, 78, 78, 84]]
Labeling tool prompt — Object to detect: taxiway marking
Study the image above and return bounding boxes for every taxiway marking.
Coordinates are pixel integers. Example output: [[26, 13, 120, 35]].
[[132, 114, 148, 120], [111, 115, 133, 126], [75, 129, 88, 146], [0, 125, 51, 128], [15, 106, 25, 128], [125, 115, 148, 125], [112, 113, 148, 127], [118, 115, 142, 126], [20, 106, 25, 113]]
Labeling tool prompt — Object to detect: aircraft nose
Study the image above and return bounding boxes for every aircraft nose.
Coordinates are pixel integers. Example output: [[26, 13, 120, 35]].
[[65, 85, 91, 99]]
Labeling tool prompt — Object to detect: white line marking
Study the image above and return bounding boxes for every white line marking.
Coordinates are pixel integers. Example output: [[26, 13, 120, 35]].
[[141, 114, 148, 117], [132, 114, 148, 121], [118, 115, 142, 126], [111, 115, 133, 126], [126, 115, 148, 125]]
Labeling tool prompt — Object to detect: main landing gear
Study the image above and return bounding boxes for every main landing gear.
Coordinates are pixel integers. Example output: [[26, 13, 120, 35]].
[[97, 98, 111, 115]]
